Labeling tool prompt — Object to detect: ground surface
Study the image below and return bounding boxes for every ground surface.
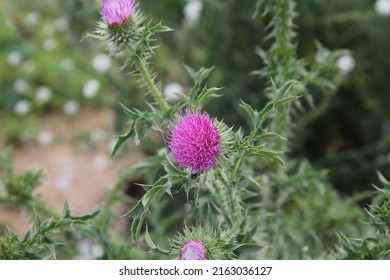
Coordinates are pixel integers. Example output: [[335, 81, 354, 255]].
[[0, 107, 143, 237]]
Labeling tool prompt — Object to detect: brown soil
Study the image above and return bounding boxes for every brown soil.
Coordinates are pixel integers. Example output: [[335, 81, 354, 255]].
[[0, 107, 144, 237]]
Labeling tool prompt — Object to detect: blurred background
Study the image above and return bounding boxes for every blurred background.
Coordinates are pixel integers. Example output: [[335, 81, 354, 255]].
[[0, 0, 389, 238]]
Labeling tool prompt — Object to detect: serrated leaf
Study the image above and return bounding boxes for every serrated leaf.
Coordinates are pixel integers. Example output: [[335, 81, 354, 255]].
[[22, 229, 32, 242], [110, 124, 135, 158], [70, 209, 101, 221], [163, 156, 188, 176], [259, 95, 297, 126], [244, 144, 284, 166], [145, 225, 171, 254], [144, 225, 157, 250], [240, 101, 259, 129], [242, 173, 263, 190], [183, 64, 197, 81], [131, 212, 146, 242], [43, 244, 57, 259], [62, 201, 70, 218], [185, 66, 215, 104], [33, 210, 41, 232], [119, 103, 141, 119], [377, 172, 390, 186], [125, 199, 145, 218], [255, 132, 286, 141], [195, 86, 222, 109], [142, 186, 165, 208]]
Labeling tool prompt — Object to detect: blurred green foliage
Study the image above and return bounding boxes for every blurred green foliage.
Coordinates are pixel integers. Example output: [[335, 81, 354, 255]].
[[2, 1, 388, 194], [137, 0, 390, 195], [0, 0, 389, 260]]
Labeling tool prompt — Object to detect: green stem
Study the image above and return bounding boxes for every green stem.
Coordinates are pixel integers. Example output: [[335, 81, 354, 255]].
[[213, 174, 232, 224], [135, 56, 169, 112], [230, 151, 245, 182]]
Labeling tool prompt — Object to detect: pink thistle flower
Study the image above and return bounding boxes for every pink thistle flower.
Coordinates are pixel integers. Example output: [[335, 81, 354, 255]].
[[166, 109, 221, 173], [101, 0, 138, 27], [180, 240, 206, 260]]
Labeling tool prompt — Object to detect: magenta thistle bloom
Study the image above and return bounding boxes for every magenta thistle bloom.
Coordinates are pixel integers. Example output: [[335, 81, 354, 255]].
[[180, 240, 206, 260], [101, 0, 137, 27], [166, 109, 221, 173]]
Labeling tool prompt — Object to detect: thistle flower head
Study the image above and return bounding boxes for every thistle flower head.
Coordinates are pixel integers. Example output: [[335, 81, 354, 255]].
[[101, 0, 138, 27], [168, 227, 236, 260], [180, 240, 206, 260], [166, 109, 221, 173]]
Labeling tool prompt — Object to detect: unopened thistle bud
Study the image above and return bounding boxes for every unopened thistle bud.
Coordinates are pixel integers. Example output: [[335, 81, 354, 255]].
[[101, 0, 137, 27], [180, 240, 207, 260], [166, 109, 222, 174], [170, 227, 236, 260], [99, 0, 139, 45]]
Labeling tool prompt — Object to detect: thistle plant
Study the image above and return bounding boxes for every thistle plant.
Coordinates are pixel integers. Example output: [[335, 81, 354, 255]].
[[180, 240, 206, 260], [89, 0, 387, 260], [90, 0, 172, 112], [1, 0, 389, 260]]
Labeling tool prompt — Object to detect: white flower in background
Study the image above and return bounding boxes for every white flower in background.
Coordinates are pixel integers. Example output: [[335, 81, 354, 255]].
[[42, 38, 57, 51], [302, 246, 310, 253], [63, 100, 80, 115], [36, 86, 53, 103], [92, 54, 112, 73], [375, 0, 390, 16], [54, 16, 69, 32], [37, 130, 54, 147], [24, 11, 41, 25], [184, 0, 204, 26], [163, 82, 183, 102], [337, 54, 356, 73], [82, 79, 101, 99], [75, 240, 103, 260], [42, 24, 55, 36], [60, 58, 74, 71], [7, 51, 22, 66], [21, 60, 36, 73], [14, 100, 31, 115], [13, 78, 30, 94]]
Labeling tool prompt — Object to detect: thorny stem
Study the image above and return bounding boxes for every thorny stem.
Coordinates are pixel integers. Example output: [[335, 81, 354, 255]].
[[230, 151, 245, 183], [215, 170, 243, 241], [270, 0, 296, 154], [134, 55, 169, 112]]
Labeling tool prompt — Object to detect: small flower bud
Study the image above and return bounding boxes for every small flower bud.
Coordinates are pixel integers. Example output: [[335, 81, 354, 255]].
[[101, 0, 138, 27], [180, 240, 206, 260]]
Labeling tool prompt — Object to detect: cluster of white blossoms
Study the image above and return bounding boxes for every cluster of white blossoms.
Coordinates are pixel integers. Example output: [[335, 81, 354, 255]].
[[14, 100, 31, 115], [375, 0, 390, 16], [36, 86, 53, 103], [92, 53, 112, 73], [183, 0, 203, 26], [337, 54, 356, 73], [163, 82, 183, 103], [82, 79, 101, 99], [63, 100, 80, 115]]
